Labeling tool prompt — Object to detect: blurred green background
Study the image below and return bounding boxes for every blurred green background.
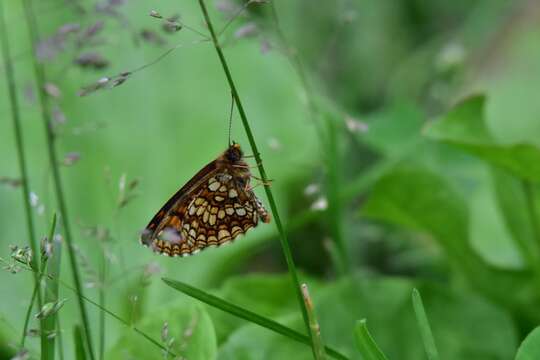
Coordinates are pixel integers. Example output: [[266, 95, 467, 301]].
[[2, 0, 540, 359]]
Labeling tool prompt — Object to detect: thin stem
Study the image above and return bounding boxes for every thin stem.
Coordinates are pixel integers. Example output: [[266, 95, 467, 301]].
[[43, 214, 62, 359], [20, 278, 40, 348], [21, 1, 96, 359], [197, 0, 314, 355], [98, 252, 106, 360], [0, 0, 44, 322], [301, 284, 327, 360]]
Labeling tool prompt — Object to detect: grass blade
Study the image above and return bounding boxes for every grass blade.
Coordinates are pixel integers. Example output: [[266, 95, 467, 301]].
[[21, 1, 96, 358], [196, 1, 315, 356], [301, 284, 327, 360], [73, 325, 88, 360], [43, 214, 61, 359], [162, 277, 348, 360], [354, 319, 388, 360], [412, 288, 439, 360]]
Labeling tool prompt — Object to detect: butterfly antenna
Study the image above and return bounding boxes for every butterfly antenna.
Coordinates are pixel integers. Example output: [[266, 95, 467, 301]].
[[228, 92, 235, 147]]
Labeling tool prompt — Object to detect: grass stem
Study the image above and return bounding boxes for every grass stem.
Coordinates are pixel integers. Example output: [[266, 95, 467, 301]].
[[197, 0, 315, 355], [0, 0, 44, 344], [21, 0, 96, 358], [301, 284, 327, 360]]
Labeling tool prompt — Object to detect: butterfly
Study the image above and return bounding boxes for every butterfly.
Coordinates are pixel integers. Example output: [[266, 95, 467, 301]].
[[140, 142, 271, 257]]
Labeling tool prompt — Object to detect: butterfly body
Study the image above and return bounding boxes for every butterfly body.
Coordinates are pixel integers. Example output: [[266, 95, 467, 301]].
[[141, 143, 270, 257]]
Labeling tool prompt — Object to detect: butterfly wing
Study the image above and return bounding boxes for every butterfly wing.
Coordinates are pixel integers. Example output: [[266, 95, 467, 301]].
[[141, 166, 267, 257]]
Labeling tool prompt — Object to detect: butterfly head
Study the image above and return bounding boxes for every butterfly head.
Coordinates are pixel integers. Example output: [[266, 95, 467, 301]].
[[225, 142, 243, 162]]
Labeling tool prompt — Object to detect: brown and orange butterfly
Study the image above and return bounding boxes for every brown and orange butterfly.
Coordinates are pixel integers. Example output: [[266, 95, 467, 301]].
[[140, 142, 270, 257]]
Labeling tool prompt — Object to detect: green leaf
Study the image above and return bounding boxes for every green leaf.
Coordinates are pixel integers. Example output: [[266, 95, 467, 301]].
[[354, 319, 389, 360], [357, 102, 425, 158], [490, 167, 538, 268], [362, 165, 540, 315], [211, 273, 516, 360], [468, 171, 524, 269], [107, 301, 217, 360], [516, 326, 540, 360], [363, 165, 470, 259], [424, 95, 540, 181]]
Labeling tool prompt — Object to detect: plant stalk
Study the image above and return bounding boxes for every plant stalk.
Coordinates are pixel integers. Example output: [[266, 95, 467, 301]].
[[197, 0, 314, 354]]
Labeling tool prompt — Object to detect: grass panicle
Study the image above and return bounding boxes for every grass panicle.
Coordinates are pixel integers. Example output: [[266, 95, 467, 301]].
[[22, 0, 96, 358], [162, 277, 348, 360], [196, 1, 316, 356], [354, 319, 389, 360], [412, 288, 439, 360]]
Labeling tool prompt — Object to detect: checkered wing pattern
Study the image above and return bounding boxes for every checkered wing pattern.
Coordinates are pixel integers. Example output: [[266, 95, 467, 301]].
[[140, 144, 270, 257]]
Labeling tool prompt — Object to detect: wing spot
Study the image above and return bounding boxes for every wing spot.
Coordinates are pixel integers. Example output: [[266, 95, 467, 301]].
[[195, 197, 205, 206], [209, 214, 217, 226], [229, 189, 238, 198], [218, 210, 226, 219], [203, 211, 210, 223], [218, 229, 232, 243], [208, 181, 221, 192], [231, 226, 243, 237], [189, 229, 196, 239], [210, 206, 219, 214], [215, 195, 225, 202], [236, 207, 247, 216], [188, 205, 196, 216], [225, 207, 235, 215], [219, 185, 227, 192]]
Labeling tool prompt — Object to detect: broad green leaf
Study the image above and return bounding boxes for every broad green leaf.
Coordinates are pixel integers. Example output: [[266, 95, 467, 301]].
[[516, 326, 540, 360], [359, 102, 425, 158], [490, 166, 538, 267], [362, 165, 540, 318], [107, 302, 217, 360], [469, 169, 524, 269], [363, 166, 469, 258], [424, 95, 540, 181]]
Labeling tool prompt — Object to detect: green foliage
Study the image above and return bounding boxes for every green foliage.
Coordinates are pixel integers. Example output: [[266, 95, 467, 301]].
[[424, 95, 540, 181], [516, 327, 540, 360], [2, 0, 540, 359]]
